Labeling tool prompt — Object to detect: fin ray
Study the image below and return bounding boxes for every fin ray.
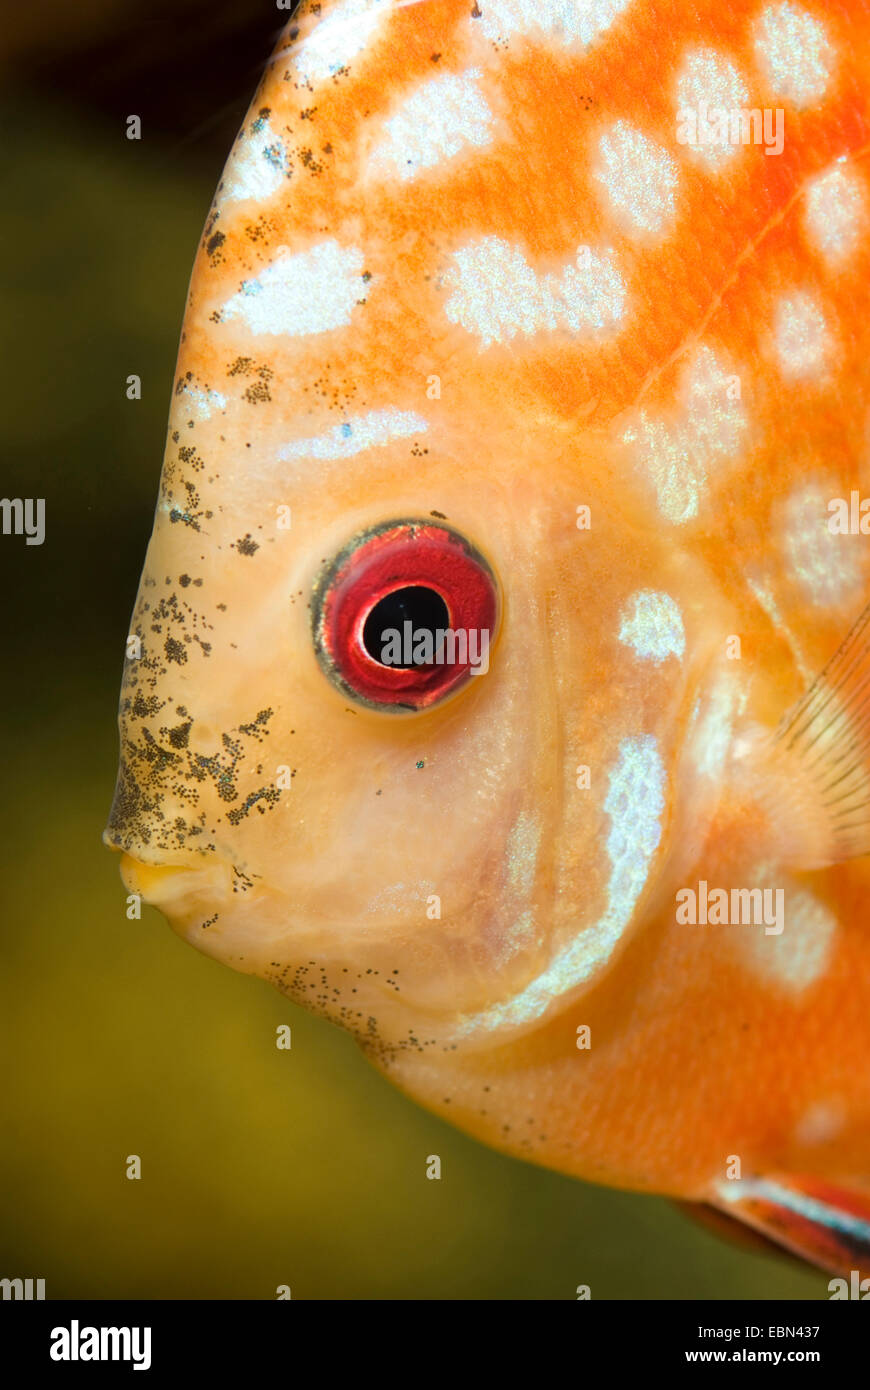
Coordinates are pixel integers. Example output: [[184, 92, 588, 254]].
[[736, 599, 870, 866], [712, 1174, 870, 1278]]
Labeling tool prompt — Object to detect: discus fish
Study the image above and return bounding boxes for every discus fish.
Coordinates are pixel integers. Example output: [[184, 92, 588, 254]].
[[105, 0, 870, 1280]]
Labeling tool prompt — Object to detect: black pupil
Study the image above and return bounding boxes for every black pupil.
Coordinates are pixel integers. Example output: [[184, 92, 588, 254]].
[[363, 586, 450, 667]]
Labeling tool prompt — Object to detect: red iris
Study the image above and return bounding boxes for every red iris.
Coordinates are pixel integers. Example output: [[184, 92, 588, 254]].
[[312, 519, 500, 711]]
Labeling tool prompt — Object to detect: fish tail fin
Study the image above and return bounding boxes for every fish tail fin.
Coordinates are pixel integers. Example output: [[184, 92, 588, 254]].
[[707, 1174, 870, 1279], [734, 600, 870, 867]]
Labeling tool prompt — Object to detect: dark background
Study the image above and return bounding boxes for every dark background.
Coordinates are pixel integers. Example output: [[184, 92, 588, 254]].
[[0, 0, 819, 1298]]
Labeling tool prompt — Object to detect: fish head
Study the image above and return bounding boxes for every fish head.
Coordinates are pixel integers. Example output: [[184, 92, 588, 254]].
[[104, 0, 785, 1059], [106, 331, 735, 1057]]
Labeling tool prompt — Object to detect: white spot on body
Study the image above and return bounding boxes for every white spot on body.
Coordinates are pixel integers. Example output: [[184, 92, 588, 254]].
[[599, 736, 667, 926], [370, 69, 493, 180], [444, 236, 626, 347], [804, 165, 865, 263], [278, 408, 428, 461], [741, 885, 836, 989], [221, 241, 368, 337], [294, 0, 389, 84], [506, 909, 537, 952], [793, 1100, 844, 1146], [505, 811, 541, 899], [675, 48, 751, 170], [178, 386, 227, 420], [744, 571, 813, 680], [618, 590, 685, 662], [365, 880, 438, 916], [223, 117, 290, 203], [623, 346, 748, 523], [456, 736, 666, 1034], [495, 813, 542, 968], [753, 2, 834, 108], [477, 0, 633, 50], [594, 121, 679, 235], [781, 480, 861, 606], [773, 291, 832, 377], [689, 679, 739, 781]]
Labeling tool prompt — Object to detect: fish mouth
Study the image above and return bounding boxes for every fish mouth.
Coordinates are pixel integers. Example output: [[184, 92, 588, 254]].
[[117, 851, 232, 916]]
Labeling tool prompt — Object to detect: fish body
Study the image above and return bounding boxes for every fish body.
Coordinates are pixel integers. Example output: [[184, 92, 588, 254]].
[[106, 0, 870, 1273]]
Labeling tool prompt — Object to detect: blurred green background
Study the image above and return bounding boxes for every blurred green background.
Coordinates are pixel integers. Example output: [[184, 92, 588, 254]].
[[0, 0, 823, 1299]]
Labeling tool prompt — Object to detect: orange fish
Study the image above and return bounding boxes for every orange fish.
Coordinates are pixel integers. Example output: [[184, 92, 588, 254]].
[[105, 0, 870, 1278]]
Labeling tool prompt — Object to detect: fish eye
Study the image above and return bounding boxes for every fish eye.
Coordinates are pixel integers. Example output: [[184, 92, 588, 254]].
[[311, 519, 500, 711]]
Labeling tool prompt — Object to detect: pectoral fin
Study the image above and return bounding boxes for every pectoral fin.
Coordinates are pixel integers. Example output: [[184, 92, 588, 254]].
[[733, 600, 870, 868]]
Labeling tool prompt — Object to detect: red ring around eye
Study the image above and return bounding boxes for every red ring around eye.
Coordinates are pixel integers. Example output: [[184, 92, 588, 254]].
[[312, 519, 500, 711]]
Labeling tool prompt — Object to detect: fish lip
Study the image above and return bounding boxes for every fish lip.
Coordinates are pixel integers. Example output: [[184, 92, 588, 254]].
[[116, 851, 233, 916]]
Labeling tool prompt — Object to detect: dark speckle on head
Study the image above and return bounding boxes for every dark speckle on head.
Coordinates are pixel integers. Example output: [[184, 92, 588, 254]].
[[234, 534, 259, 557], [228, 355, 274, 403], [132, 690, 162, 719], [162, 456, 211, 529], [227, 785, 282, 825], [245, 213, 281, 245], [298, 146, 325, 174], [107, 681, 278, 852], [178, 446, 204, 474], [166, 720, 193, 749]]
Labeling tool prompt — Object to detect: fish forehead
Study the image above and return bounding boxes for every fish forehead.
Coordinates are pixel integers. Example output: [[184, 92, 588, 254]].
[[111, 0, 870, 866], [187, 0, 870, 404], [170, 0, 870, 615]]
